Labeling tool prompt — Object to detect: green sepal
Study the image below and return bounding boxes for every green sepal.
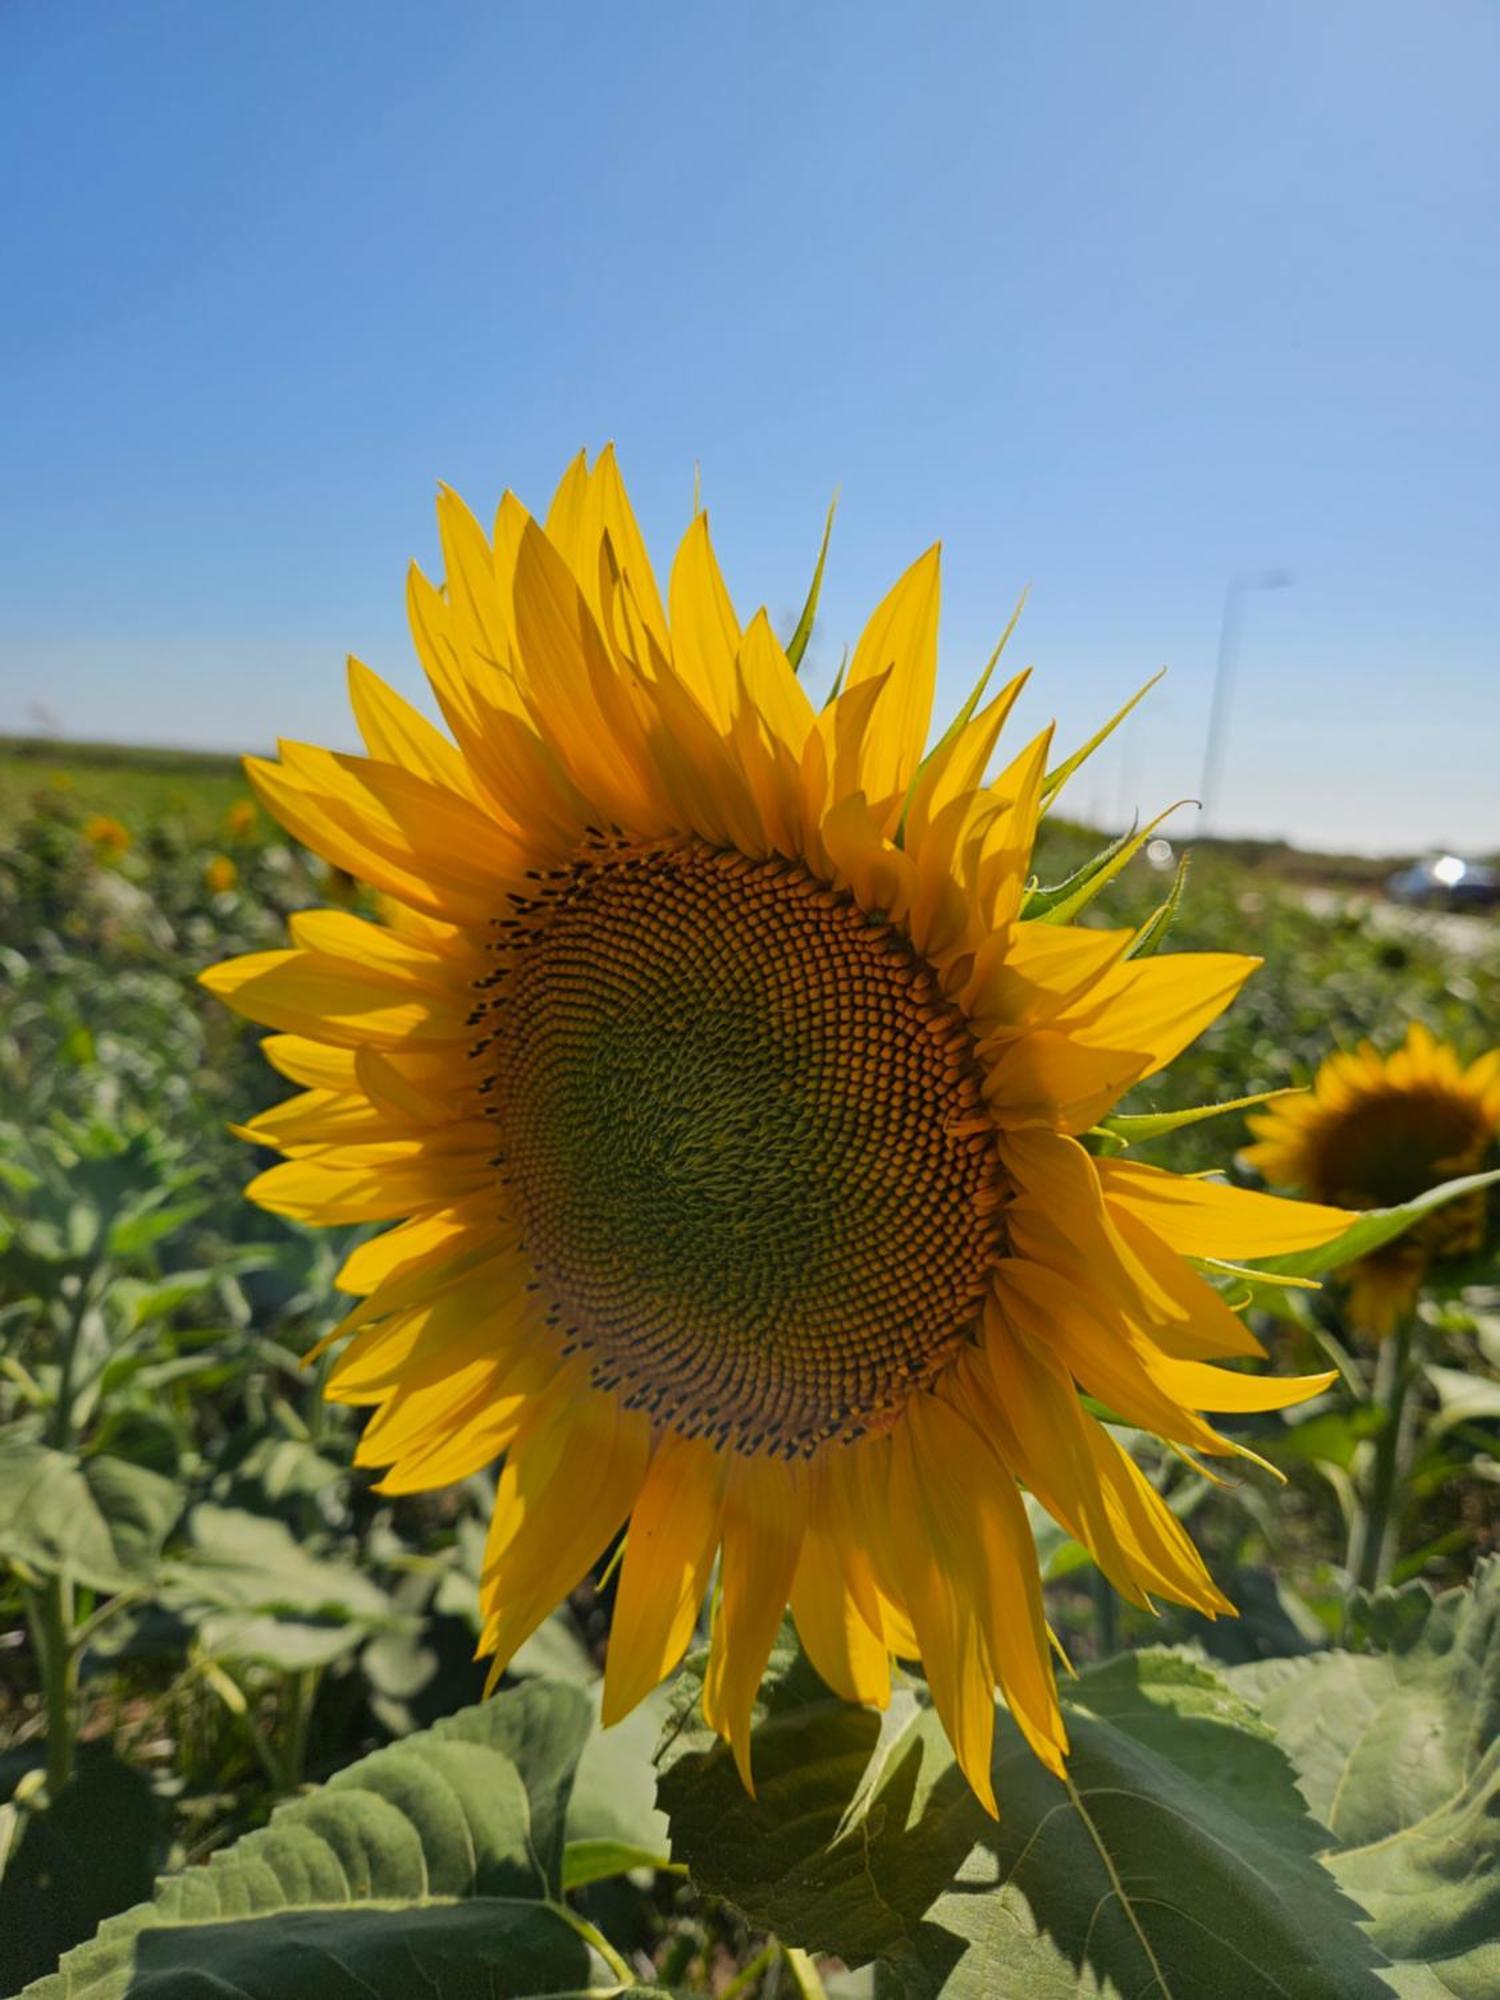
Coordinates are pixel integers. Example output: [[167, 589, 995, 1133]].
[[1023, 800, 1187, 924], [1093, 1089, 1303, 1152], [784, 494, 837, 673], [1125, 848, 1190, 957]]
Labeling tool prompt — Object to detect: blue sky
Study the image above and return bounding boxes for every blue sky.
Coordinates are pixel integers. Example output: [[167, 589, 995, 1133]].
[[2, 0, 1496, 853]]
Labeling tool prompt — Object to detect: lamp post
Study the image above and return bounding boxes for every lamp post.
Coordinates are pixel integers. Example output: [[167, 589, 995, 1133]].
[[1198, 568, 1294, 834]]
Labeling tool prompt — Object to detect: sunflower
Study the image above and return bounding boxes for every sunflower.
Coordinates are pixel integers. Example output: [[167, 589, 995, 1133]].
[[202, 449, 1351, 1811], [1243, 1023, 1500, 1337], [83, 813, 130, 860]]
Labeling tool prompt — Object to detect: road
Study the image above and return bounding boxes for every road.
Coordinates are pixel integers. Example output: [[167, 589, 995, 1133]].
[[1297, 888, 1498, 963]]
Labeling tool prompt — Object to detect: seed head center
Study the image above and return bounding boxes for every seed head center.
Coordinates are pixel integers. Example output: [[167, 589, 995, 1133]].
[[475, 838, 1005, 1454]]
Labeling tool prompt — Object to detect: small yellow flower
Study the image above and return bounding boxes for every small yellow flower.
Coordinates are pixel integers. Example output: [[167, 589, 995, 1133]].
[[83, 814, 130, 860], [201, 448, 1350, 1810], [1244, 1023, 1500, 1335], [224, 800, 258, 840], [204, 854, 239, 894]]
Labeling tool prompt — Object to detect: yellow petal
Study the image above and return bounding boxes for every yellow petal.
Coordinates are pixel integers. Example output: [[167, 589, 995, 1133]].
[[1054, 953, 1259, 1077], [200, 950, 471, 1049], [242, 1088, 396, 1149], [907, 1392, 1068, 1781], [594, 444, 670, 651], [903, 666, 1031, 853], [1104, 1207, 1264, 1360], [326, 1254, 531, 1402], [369, 1343, 563, 1493], [247, 746, 525, 926], [841, 545, 941, 825], [246, 1145, 492, 1224], [668, 511, 742, 731], [702, 1457, 804, 1790], [976, 727, 1053, 927], [478, 1385, 650, 1675], [261, 1034, 359, 1091], [996, 1258, 1233, 1460], [737, 609, 817, 757], [602, 1434, 725, 1725], [1096, 1160, 1352, 1258], [882, 1417, 998, 1814], [286, 908, 465, 988], [346, 658, 481, 804], [334, 1201, 496, 1297], [510, 518, 662, 825], [789, 1539, 891, 1708], [963, 922, 1132, 1031], [984, 1030, 1148, 1134], [958, 1334, 1227, 1617]]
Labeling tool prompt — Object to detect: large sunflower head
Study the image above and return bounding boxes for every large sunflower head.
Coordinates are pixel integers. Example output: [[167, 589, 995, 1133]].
[[1243, 1023, 1500, 1337], [202, 448, 1350, 1811]]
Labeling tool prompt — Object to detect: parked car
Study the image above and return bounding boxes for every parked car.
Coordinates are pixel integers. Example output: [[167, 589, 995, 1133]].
[[1385, 854, 1500, 911]]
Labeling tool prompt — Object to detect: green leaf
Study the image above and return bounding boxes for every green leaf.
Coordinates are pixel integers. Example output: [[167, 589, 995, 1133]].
[[1254, 1169, 1500, 1283], [0, 1439, 180, 1593], [1231, 1560, 1500, 1997], [164, 1504, 391, 1618], [658, 1631, 1388, 1997], [22, 1682, 615, 1999], [562, 1837, 672, 1889]]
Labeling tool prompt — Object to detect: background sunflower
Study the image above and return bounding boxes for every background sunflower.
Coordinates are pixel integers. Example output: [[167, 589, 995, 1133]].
[[1244, 1022, 1500, 1337]]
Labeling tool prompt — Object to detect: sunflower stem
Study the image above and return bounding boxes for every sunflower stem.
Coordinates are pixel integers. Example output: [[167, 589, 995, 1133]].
[[1091, 1566, 1120, 1660], [1349, 1316, 1419, 1595], [29, 1575, 79, 1796]]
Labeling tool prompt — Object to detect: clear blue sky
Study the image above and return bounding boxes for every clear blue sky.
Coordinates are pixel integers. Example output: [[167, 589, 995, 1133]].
[[3, 0, 1496, 853]]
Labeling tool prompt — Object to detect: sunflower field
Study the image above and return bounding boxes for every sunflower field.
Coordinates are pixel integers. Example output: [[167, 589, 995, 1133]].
[[2, 489, 1498, 2000]]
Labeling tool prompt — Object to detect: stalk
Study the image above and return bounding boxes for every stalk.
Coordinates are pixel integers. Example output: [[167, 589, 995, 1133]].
[[1091, 1566, 1120, 1660], [278, 1667, 320, 1794], [1349, 1317, 1418, 1594], [33, 1575, 79, 1795]]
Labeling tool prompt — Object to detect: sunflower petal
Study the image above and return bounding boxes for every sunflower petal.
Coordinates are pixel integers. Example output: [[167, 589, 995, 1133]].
[[702, 1458, 804, 1790], [603, 1434, 726, 1725]]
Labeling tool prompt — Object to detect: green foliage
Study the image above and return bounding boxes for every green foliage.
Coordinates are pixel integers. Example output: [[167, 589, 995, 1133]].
[[19, 1681, 639, 1999], [3, 748, 1498, 1993], [0, 1437, 180, 1594], [1232, 1561, 1500, 1998], [659, 1630, 1393, 1997]]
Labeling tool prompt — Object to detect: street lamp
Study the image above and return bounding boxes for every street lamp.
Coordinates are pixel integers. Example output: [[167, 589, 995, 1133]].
[[1198, 568, 1295, 834]]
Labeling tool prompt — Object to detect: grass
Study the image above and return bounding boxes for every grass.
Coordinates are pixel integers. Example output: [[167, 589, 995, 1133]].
[[0, 736, 254, 840]]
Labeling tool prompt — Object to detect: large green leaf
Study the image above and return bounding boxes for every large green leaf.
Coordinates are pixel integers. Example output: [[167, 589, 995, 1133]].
[[658, 1632, 1389, 1997], [1232, 1560, 1500, 1997], [0, 1434, 180, 1593], [22, 1679, 654, 1999]]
